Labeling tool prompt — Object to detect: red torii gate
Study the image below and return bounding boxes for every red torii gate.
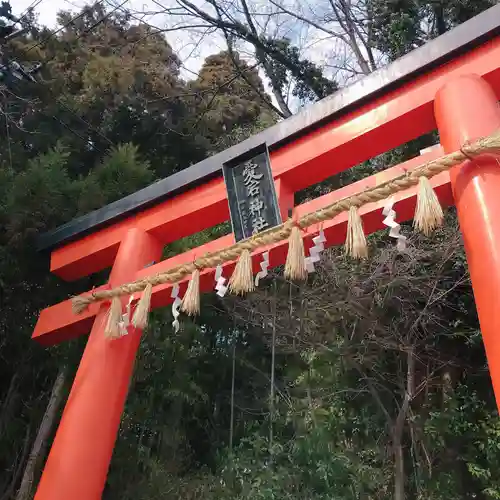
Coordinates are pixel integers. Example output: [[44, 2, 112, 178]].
[[33, 5, 500, 499]]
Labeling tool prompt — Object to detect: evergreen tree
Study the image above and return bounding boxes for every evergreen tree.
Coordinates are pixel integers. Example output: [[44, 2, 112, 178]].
[[188, 51, 275, 145]]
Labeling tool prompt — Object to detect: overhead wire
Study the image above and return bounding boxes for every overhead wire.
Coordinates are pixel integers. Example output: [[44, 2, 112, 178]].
[[103, 0, 261, 113], [11, 0, 250, 147], [229, 327, 236, 454], [23, 0, 108, 54], [269, 280, 277, 459], [102, 0, 203, 79], [61, 0, 129, 45], [93, 0, 246, 132], [104, 1, 267, 125], [20, 0, 129, 147], [23, 7, 94, 54], [2, 96, 13, 172], [16, 0, 44, 24], [1, 85, 100, 152], [51, 112, 90, 143], [17, 2, 123, 145], [0, 0, 103, 148], [54, 98, 115, 147]]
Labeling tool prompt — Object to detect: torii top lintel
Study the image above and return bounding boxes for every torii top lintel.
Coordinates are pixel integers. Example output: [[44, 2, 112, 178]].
[[38, 2, 500, 256]]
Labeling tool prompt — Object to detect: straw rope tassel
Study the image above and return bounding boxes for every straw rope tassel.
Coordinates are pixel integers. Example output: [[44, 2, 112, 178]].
[[345, 206, 368, 259], [285, 226, 307, 281], [73, 295, 92, 314], [104, 297, 123, 339], [414, 176, 444, 236], [70, 130, 500, 313], [181, 269, 200, 316], [132, 284, 152, 329], [229, 249, 254, 296]]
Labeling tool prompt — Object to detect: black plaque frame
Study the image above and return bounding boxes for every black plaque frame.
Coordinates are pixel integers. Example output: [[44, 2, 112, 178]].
[[222, 143, 282, 242]]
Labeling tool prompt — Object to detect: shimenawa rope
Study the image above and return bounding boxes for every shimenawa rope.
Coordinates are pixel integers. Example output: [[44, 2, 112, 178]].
[[72, 131, 500, 314]]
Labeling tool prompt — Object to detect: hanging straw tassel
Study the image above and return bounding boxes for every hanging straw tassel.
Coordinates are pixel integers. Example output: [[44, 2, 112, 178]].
[[414, 176, 444, 236], [345, 206, 368, 259], [104, 296, 123, 339], [285, 225, 307, 281], [229, 249, 255, 295], [72, 295, 92, 314], [132, 284, 152, 329], [181, 269, 200, 316]]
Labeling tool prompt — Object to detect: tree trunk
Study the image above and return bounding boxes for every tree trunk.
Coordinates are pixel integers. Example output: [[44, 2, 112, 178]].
[[331, 0, 372, 75], [394, 439, 405, 500], [0, 371, 19, 438], [433, 3, 447, 35], [392, 348, 414, 500], [0, 425, 31, 500], [238, 0, 292, 117], [16, 367, 67, 500]]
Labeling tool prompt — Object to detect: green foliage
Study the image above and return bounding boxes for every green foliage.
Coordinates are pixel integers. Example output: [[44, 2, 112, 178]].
[[188, 51, 275, 144], [441, 0, 497, 26], [370, 0, 424, 59], [77, 144, 153, 213], [217, 426, 384, 499], [4, 145, 75, 246], [369, 0, 497, 60], [262, 37, 338, 103], [424, 385, 500, 498]]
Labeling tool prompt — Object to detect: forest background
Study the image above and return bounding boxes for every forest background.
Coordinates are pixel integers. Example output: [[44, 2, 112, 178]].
[[1, 0, 500, 498]]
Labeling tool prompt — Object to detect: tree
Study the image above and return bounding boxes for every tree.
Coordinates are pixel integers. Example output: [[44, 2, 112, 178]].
[[135, 0, 338, 113], [0, 2, 272, 498], [15, 368, 67, 500], [188, 51, 275, 145], [369, 0, 498, 60], [140, 0, 498, 108]]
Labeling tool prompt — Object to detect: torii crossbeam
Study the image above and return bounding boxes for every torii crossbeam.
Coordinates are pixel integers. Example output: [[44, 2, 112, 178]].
[[33, 5, 500, 499]]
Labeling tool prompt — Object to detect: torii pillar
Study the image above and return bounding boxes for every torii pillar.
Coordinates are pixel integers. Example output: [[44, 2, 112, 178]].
[[34, 229, 163, 500], [436, 74, 500, 407]]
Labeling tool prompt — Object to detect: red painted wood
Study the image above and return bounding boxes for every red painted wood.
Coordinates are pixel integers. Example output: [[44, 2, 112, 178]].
[[33, 147, 450, 345], [32, 284, 109, 345], [435, 74, 500, 409], [49, 37, 500, 282], [51, 177, 228, 280], [35, 228, 164, 500]]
